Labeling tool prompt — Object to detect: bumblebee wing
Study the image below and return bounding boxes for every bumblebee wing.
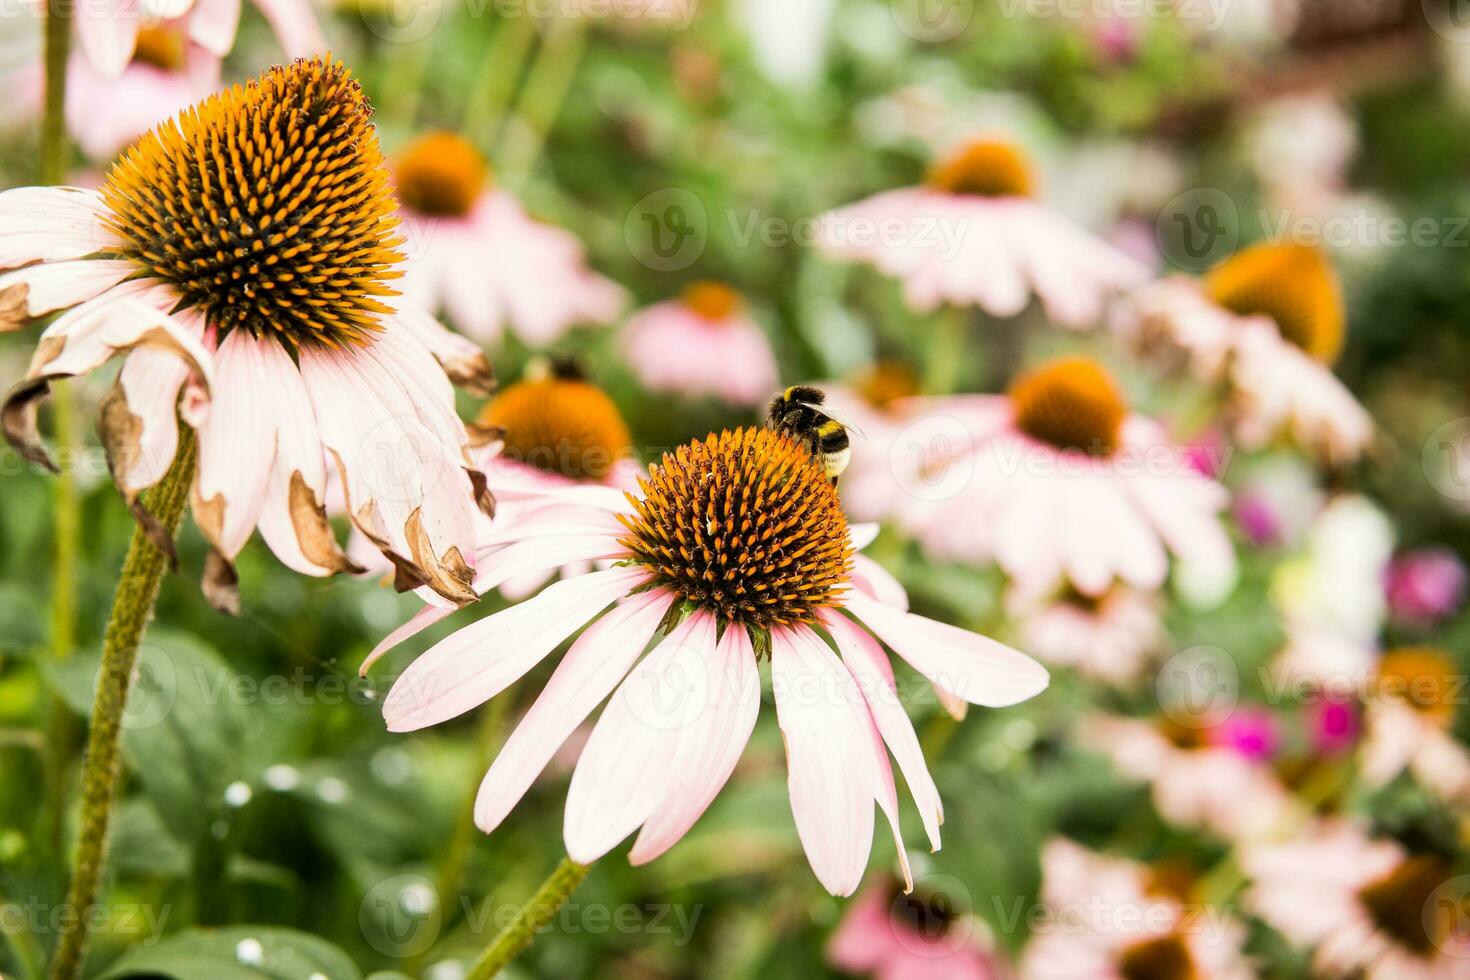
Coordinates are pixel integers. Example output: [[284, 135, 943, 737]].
[[797, 401, 865, 439]]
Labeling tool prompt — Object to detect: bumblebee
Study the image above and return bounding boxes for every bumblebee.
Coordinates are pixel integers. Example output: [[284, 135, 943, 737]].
[[766, 385, 858, 485]]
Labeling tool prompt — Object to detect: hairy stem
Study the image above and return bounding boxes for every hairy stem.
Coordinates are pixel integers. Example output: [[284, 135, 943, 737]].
[[47, 430, 197, 980], [464, 856, 592, 980]]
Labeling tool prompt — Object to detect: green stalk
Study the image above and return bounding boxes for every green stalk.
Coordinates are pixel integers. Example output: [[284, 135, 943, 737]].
[[463, 12, 539, 143], [495, 17, 587, 190], [464, 856, 592, 980], [40, 0, 80, 865], [923, 305, 968, 395], [47, 430, 198, 980]]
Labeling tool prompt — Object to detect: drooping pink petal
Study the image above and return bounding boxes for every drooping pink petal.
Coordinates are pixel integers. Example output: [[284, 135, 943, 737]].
[[0, 187, 120, 269], [0, 259, 134, 329], [563, 612, 720, 863], [471, 532, 627, 595], [383, 566, 648, 731], [186, 0, 241, 56], [360, 602, 457, 675], [845, 591, 1049, 708], [191, 330, 276, 558], [770, 625, 878, 897], [103, 347, 190, 499], [474, 588, 674, 834], [822, 611, 942, 851], [388, 304, 493, 396], [629, 620, 762, 864]]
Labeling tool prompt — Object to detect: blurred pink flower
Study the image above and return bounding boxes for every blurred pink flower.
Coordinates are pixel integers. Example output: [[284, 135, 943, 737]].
[[1021, 839, 1254, 980], [894, 357, 1234, 599], [817, 139, 1147, 326], [1243, 821, 1470, 978], [68, 0, 324, 79], [369, 427, 1048, 896], [1359, 649, 1470, 807], [1207, 707, 1281, 762], [1385, 548, 1467, 628], [1007, 582, 1164, 686], [1306, 698, 1360, 755], [1082, 714, 1302, 842], [1112, 244, 1373, 466], [394, 132, 624, 348], [829, 879, 999, 980], [620, 281, 778, 406]]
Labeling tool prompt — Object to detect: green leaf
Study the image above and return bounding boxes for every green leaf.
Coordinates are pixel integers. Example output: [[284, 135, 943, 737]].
[[47, 628, 262, 843], [96, 926, 361, 980]]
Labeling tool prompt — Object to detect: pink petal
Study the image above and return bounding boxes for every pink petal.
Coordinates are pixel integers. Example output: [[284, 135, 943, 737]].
[[75, 0, 140, 78], [0, 188, 119, 269], [470, 533, 626, 595], [251, 0, 326, 57], [822, 611, 942, 851], [382, 565, 647, 731], [108, 347, 190, 497], [474, 588, 674, 834], [186, 0, 241, 56], [0, 259, 134, 326], [563, 612, 720, 863], [845, 591, 1049, 708], [628, 621, 761, 864], [770, 625, 877, 897], [360, 603, 457, 675], [191, 331, 276, 558]]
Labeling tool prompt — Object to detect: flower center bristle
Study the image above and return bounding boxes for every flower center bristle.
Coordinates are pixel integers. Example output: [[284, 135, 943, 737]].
[[854, 360, 919, 410], [1117, 933, 1198, 980], [1206, 244, 1344, 363], [481, 377, 631, 481], [394, 131, 488, 218], [1375, 648, 1459, 724], [1358, 854, 1453, 955], [927, 139, 1035, 198], [100, 57, 403, 350], [619, 427, 852, 630], [1010, 357, 1127, 456], [682, 280, 742, 321], [132, 27, 185, 71]]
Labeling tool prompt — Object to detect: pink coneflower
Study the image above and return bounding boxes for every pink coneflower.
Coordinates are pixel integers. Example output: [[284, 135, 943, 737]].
[[1113, 243, 1373, 465], [1385, 548, 1468, 629], [1007, 581, 1164, 685], [829, 877, 1000, 980], [1020, 838, 1254, 980], [817, 138, 1148, 326], [392, 132, 624, 348], [894, 357, 1235, 599], [1243, 821, 1470, 978], [1359, 648, 1470, 807], [371, 425, 1049, 895], [0, 58, 492, 609], [620, 281, 778, 406], [71, 0, 324, 79], [1081, 714, 1302, 842], [470, 365, 642, 600]]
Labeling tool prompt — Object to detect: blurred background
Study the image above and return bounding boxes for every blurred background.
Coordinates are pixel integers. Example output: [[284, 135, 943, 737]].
[[2, 0, 1470, 977]]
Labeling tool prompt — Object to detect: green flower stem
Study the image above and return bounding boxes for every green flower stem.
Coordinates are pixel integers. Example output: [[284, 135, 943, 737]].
[[465, 856, 593, 980], [463, 11, 539, 142], [47, 430, 198, 980], [40, 0, 81, 865], [923, 305, 968, 395], [496, 17, 587, 190]]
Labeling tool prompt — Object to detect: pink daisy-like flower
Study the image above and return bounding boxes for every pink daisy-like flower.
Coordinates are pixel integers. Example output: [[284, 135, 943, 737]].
[[69, 0, 324, 80], [1243, 821, 1470, 978], [817, 138, 1148, 326], [1006, 579, 1164, 685], [369, 425, 1048, 895], [1113, 243, 1373, 465], [1081, 714, 1303, 842], [1020, 838, 1254, 980], [0, 58, 493, 610], [392, 131, 624, 348], [1386, 548, 1468, 629], [894, 357, 1235, 599], [1359, 648, 1470, 806], [620, 281, 778, 406], [829, 877, 1001, 980]]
